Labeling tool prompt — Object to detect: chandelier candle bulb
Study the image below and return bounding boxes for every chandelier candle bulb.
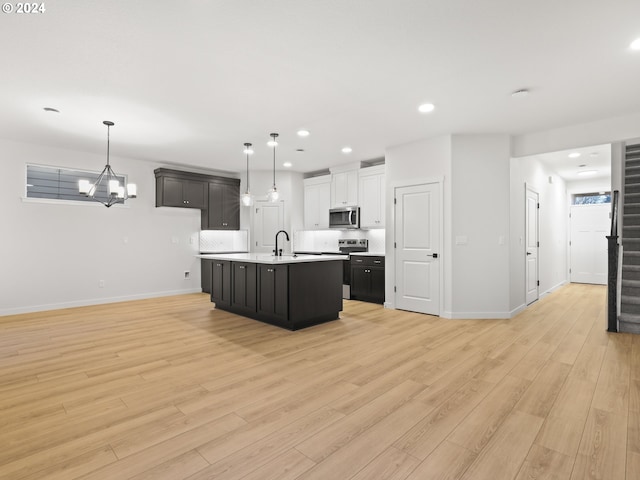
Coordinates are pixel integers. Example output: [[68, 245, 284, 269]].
[[109, 180, 120, 196], [78, 179, 91, 195]]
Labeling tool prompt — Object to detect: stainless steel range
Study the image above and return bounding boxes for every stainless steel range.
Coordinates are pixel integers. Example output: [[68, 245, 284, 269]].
[[339, 238, 368, 299]]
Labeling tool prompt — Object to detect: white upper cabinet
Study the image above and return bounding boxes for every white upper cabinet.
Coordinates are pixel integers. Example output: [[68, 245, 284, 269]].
[[359, 165, 385, 228], [303, 175, 331, 229], [331, 169, 358, 208]]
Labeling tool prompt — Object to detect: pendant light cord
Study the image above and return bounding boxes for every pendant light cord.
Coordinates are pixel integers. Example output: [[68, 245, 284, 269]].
[[270, 133, 278, 188]]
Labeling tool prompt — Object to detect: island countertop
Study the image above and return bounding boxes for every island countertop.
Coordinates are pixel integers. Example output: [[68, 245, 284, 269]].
[[197, 252, 347, 264]]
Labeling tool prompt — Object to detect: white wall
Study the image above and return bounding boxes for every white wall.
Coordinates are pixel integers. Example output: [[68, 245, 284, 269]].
[[384, 135, 452, 312], [512, 112, 640, 158], [1, 139, 209, 316], [509, 155, 568, 313], [450, 134, 511, 318], [566, 177, 612, 194], [239, 169, 304, 253], [385, 134, 512, 318]]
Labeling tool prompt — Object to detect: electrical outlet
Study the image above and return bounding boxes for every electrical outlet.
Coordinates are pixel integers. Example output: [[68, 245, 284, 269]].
[[184, 271, 190, 279], [98, 280, 105, 288]]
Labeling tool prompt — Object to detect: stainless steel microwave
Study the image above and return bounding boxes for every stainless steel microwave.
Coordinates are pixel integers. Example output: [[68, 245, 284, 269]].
[[329, 206, 360, 229]]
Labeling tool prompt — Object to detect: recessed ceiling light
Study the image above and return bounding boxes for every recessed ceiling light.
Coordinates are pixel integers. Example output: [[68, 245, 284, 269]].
[[511, 89, 529, 98], [43, 107, 60, 113], [568, 152, 581, 158], [297, 129, 310, 137], [630, 38, 640, 50], [418, 103, 435, 113], [577, 170, 598, 176], [341, 146, 352, 154], [283, 162, 292, 168]]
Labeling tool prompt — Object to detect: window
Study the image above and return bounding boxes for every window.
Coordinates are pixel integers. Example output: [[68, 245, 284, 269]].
[[571, 192, 611, 205], [26, 164, 127, 205]]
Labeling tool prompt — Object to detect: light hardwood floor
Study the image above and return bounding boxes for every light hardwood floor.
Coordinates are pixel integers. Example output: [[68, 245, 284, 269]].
[[1, 283, 638, 479]]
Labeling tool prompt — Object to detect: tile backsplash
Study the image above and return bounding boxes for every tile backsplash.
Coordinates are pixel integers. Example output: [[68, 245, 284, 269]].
[[200, 230, 248, 253], [294, 229, 385, 254]]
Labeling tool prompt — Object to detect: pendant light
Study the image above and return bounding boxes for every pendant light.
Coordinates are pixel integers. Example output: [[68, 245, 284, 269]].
[[78, 121, 137, 208], [240, 142, 253, 207], [267, 132, 279, 202]]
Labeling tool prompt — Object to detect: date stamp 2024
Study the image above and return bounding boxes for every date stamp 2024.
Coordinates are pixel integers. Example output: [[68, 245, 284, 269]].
[[2, 2, 46, 14]]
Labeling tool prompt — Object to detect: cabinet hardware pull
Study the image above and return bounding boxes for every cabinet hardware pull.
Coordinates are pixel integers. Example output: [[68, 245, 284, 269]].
[[216, 263, 222, 266], [239, 265, 245, 269], [374, 260, 381, 264]]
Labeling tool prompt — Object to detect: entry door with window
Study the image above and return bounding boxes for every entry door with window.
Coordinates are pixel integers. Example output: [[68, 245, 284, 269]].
[[570, 204, 609, 284], [253, 201, 284, 253], [395, 182, 441, 315], [525, 187, 539, 305]]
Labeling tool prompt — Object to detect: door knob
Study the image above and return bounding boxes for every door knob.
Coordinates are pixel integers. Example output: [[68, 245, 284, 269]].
[[526, 252, 532, 256], [426, 253, 438, 258]]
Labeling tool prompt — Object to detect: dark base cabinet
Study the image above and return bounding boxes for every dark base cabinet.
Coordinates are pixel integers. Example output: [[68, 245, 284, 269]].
[[350, 256, 385, 304], [211, 260, 231, 308], [257, 264, 289, 327], [201, 259, 212, 294], [211, 260, 343, 330], [232, 262, 257, 313]]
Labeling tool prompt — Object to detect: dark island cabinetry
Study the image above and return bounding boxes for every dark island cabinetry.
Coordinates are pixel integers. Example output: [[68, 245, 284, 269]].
[[208, 258, 343, 330], [351, 255, 385, 304], [232, 262, 257, 313], [211, 260, 231, 308], [154, 168, 240, 230], [257, 264, 289, 327]]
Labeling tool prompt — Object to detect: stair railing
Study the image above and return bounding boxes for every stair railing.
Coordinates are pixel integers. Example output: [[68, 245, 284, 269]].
[[606, 190, 620, 332]]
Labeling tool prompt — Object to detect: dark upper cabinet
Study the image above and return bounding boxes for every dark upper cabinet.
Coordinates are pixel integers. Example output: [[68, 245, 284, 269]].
[[156, 172, 207, 209], [204, 182, 240, 230], [155, 168, 240, 230], [211, 260, 231, 308], [350, 256, 385, 304]]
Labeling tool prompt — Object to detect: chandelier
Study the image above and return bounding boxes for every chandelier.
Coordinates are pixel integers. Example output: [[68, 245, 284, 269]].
[[78, 120, 137, 207]]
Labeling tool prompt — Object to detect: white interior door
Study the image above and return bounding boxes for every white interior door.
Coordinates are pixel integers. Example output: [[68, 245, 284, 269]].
[[253, 201, 284, 253], [395, 182, 440, 315], [525, 187, 539, 305], [570, 204, 609, 284]]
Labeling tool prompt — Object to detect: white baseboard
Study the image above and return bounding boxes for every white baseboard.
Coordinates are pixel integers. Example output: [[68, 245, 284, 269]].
[[383, 301, 394, 309], [0, 288, 204, 317], [540, 280, 568, 299], [510, 304, 527, 318], [443, 311, 512, 320]]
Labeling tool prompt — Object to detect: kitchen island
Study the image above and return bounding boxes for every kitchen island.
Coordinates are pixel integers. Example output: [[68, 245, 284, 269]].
[[198, 253, 346, 330]]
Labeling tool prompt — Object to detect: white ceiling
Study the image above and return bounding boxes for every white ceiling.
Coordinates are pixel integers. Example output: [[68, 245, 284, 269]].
[[2, 1, 640, 174], [531, 144, 612, 183]]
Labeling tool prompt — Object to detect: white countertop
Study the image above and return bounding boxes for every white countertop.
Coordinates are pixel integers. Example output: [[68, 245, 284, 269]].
[[350, 252, 385, 257], [197, 253, 348, 264]]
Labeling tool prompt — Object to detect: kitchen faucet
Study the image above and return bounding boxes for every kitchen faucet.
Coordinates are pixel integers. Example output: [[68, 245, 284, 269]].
[[274, 230, 290, 256]]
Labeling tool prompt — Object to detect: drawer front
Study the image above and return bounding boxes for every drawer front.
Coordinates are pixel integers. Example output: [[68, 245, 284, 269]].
[[351, 256, 385, 267]]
